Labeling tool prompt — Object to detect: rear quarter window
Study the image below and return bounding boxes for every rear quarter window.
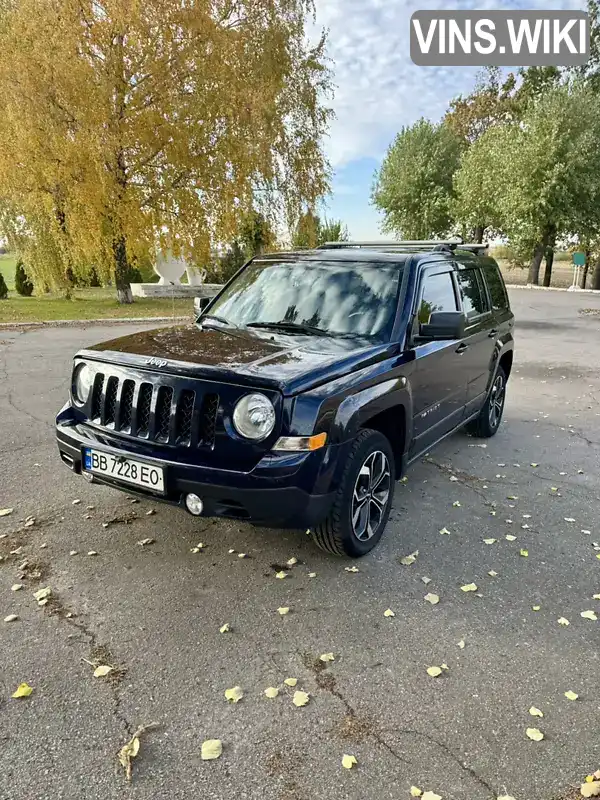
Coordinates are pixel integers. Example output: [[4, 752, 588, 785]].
[[483, 264, 509, 310]]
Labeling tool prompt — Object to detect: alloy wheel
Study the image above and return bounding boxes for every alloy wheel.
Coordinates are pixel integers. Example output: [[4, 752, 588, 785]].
[[351, 450, 391, 541], [488, 374, 505, 429]]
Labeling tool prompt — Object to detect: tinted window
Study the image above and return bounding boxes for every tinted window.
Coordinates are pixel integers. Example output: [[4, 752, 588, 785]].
[[208, 259, 403, 341], [483, 264, 509, 310], [418, 272, 458, 324], [457, 268, 488, 319]]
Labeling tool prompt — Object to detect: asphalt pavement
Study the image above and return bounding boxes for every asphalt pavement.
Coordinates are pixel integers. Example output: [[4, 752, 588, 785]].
[[1, 289, 600, 800]]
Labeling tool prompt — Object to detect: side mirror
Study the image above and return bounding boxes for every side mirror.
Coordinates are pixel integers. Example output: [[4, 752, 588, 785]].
[[419, 311, 465, 341], [194, 296, 211, 316]]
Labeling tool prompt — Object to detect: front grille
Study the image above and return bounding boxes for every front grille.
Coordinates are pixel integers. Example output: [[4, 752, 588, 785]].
[[88, 372, 219, 448]]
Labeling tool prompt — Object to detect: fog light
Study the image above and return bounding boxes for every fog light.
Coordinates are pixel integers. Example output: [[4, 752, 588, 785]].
[[185, 493, 204, 516]]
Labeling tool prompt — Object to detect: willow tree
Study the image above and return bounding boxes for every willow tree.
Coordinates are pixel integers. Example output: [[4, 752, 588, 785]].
[[0, 0, 331, 301]]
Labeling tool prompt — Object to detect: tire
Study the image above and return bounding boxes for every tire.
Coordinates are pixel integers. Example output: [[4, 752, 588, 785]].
[[466, 366, 507, 438], [311, 429, 395, 557]]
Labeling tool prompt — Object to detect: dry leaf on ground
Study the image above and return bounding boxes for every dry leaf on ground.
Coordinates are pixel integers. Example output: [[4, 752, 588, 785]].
[[224, 686, 243, 703], [529, 706, 543, 717], [410, 789, 423, 798], [425, 593, 440, 605], [342, 754, 357, 769], [0, 508, 14, 516], [384, 608, 395, 617], [558, 617, 570, 626], [4, 614, 18, 622], [275, 571, 287, 579], [565, 690, 579, 701], [461, 583, 477, 592], [400, 550, 419, 566], [427, 666, 443, 677], [264, 687, 279, 698], [284, 678, 297, 687], [319, 653, 335, 662], [292, 690, 310, 707], [422, 792, 443, 800], [219, 623, 230, 633], [278, 607, 290, 615], [345, 566, 359, 573], [526, 727, 544, 741], [286, 557, 297, 567], [581, 610, 598, 621], [93, 665, 113, 678], [118, 723, 158, 779], [201, 739, 223, 761], [581, 782, 600, 798], [11, 682, 33, 698]]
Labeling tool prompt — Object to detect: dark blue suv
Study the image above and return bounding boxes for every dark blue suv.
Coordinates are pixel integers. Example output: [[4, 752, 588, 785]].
[[56, 240, 514, 556]]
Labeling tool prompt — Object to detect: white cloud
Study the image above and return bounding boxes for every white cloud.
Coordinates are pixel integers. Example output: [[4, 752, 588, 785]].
[[313, 0, 587, 168]]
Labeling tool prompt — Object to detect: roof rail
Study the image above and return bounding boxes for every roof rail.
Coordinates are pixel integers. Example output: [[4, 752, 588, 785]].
[[318, 240, 489, 255]]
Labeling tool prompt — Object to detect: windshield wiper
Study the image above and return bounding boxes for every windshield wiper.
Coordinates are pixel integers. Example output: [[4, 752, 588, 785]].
[[200, 314, 239, 329], [247, 320, 330, 336]]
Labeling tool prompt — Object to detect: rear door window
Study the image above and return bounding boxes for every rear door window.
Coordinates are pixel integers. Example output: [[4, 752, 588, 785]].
[[456, 268, 489, 320], [483, 264, 509, 310]]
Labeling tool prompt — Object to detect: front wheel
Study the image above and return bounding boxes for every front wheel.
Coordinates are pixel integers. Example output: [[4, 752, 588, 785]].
[[311, 429, 395, 557], [466, 366, 507, 438]]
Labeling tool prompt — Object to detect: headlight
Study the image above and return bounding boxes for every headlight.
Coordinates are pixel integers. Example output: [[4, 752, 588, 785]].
[[72, 362, 94, 405], [232, 393, 275, 440]]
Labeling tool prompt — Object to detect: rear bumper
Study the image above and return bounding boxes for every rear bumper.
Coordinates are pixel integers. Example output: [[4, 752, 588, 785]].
[[56, 414, 339, 528]]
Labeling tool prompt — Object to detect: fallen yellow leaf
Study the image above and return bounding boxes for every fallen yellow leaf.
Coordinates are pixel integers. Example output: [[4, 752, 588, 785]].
[[452, 501, 461, 507], [422, 792, 442, 800], [219, 623, 231, 633], [93, 664, 113, 678], [224, 686, 243, 703], [292, 690, 310, 707], [345, 566, 359, 573], [286, 557, 297, 567], [277, 607, 290, 615], [383, 608, 395, 617], [275, 571, 287, 579], [593, 594, 600, 600], [308, 572, 317, 578], [400, 550, 419, 566], [424, 593, 440, 605], [526, 727, 544, 741], [532, 605, 541, 611], [11, 583, 23, 592], [457, 640, 465, 649], [4, 614, 18, 622], [319, 652, 335, 662], [439, 527, 451, 535], [558, 617, 570, 626], [581, 610, 598, 621], [341, 754, 357, 769], [33, 586, 52, 603], [461, 583, 477, 592], [11, 682, 33, 698], [0, 508, 14, 516], [497, 796, 517, 800], [284, 678, 297, 687], [564, 690, 579, 701], [520, 549, 529, 557], [505, 535, 517, 542], [483, 538, 497, 545], [529, 706, 543, 717], [488, 570, 498, 577], [264, 687, 279, 698], [410, 788, 423, 798], [201, 739, 223, 761], [427, 666, 442, 677], [581, 781, 600, 798]]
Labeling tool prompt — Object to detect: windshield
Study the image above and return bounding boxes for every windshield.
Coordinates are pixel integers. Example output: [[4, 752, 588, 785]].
[[205, 259, 403, 341]]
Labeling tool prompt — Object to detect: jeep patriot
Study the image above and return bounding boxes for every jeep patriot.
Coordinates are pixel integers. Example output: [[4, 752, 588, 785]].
[[56, 240, 514, 556]]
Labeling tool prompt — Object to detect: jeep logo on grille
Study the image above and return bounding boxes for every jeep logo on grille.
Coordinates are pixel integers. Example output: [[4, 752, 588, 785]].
[[145, 357, 168, 368]]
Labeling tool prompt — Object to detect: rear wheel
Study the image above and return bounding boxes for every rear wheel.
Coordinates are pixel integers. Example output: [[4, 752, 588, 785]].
[[311, 429, 395, 557], [466, 366, 507, 438]]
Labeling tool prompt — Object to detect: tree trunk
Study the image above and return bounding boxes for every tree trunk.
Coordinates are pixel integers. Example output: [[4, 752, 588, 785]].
[[542, 248, 554, 287], [113, 234, 133, 304], [542, 224, 556, 287], [473, 225, 484, 244], [592, 258, 600, 290], [528, 242, 545, 285]]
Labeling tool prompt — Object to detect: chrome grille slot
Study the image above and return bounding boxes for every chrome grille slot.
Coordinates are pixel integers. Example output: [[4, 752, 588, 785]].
[[198, 392, 219, 448], [137, 384, 153, 437]]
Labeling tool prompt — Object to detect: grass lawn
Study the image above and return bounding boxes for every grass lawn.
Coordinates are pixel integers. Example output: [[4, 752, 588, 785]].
[[0, 287, 194, 324], [0, 253, 17, 291]]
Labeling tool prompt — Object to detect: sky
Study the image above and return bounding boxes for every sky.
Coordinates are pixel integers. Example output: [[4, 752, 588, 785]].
[[314, 0, 585, 240]]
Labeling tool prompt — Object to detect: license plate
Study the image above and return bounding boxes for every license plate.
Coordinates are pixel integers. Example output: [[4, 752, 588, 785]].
[[83, 448, 165, 493]]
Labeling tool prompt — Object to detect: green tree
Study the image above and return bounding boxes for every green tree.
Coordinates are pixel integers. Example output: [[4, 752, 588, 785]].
[[318, 218, 349, 244], [0, 0, 332, 302], [445, 67, 518, 146], [371, 119, 463, 239], [460, 84, 600, 285], [14, 258, 33, 296], [291, 210, 322, 249], [0, 271, 7, 299], [239, 210, 277, 260]]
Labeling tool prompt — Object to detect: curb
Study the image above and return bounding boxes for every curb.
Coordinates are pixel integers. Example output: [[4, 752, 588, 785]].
[[0, 315, 192, 330], [505, 284, 600, 293]]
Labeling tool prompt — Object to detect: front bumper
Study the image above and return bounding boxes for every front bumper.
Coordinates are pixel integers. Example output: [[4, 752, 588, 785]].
[[56, 415, 341, 529]]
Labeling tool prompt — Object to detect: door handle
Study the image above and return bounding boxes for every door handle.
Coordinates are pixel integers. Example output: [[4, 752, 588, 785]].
[[455, 342, 469, 354], [488, 329, 499, 338]]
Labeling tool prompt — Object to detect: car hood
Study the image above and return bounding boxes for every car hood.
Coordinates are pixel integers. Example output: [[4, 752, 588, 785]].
[[80, 323, 395, 395]]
